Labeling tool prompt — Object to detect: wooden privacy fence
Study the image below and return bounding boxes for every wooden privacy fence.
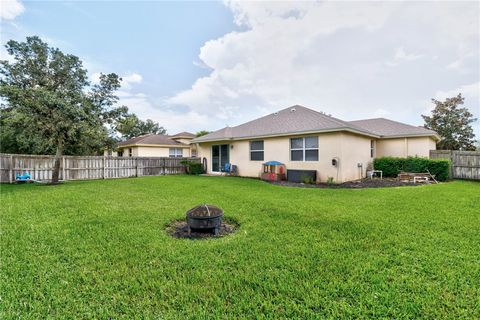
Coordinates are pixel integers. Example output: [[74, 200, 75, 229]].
[[0, 153, 200, 183], [430, 150, 480, 180]]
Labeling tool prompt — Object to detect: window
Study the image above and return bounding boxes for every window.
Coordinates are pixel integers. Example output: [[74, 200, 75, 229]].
[[250, 140, 264, 161], [370, 140, 375, 158], [128, 148, 133, 157], [290, 136, 318, 161], [118, 150, 123, 157], [169, 148, 183, 158], [191, 149, 197, 157]]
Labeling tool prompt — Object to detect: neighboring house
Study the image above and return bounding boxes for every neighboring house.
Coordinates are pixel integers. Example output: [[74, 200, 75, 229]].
[[191, 105, 439, 182], [112, 132, 197, 158]]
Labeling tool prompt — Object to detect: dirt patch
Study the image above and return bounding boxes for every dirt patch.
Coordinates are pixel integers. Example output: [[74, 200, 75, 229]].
[[271, 178, 425, 189], [167, 219, 238, 239]]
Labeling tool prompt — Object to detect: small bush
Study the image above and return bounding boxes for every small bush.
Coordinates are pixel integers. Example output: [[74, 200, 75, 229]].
[[373, 157, 450, 181], [181, 160, 204, 175], [301, 174, 315, 184]]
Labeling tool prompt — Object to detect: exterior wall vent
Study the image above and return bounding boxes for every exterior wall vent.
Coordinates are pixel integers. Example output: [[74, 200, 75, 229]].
[[290, 107, 296, 112]]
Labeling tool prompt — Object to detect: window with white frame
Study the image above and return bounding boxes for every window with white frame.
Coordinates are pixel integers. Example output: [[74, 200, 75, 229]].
[[169, 148, 183, 158], [250, 140, 264, 161], [290, 136, 318, 161], [370, 140, 375, 158], [128, 148, 133, 157]]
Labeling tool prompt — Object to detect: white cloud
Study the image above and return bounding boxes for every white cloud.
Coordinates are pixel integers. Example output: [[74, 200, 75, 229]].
[[119, 90, 210, 134], [122, 73, 142, 84], [422, 82, 480, 136], [166, 1, 479, 134], [434, 82, 480, 102], [0, 0, 24, 20]]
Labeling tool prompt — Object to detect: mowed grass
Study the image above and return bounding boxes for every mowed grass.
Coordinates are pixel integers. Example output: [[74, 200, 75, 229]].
[[1, 176, 479, 319]]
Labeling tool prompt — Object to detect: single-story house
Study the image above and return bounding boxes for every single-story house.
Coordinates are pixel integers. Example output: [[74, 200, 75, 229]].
[[112, 132, 197, 157], [191, 105, 439, 182]]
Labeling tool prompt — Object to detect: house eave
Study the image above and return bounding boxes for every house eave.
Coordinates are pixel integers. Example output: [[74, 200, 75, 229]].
[[192, 127, 381, 143], [117, 143, 190, 148]]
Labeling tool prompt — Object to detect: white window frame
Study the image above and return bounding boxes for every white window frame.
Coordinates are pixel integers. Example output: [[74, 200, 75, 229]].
[[128, 148, 133, 157], [290, 136, 319, 162], [250, 140, 264, 161], [169, 148, 183, 158], [370, 140, 375, 158]]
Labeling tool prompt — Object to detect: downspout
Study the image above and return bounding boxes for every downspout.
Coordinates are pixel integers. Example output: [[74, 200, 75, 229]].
[[404, 138, 408, 157]]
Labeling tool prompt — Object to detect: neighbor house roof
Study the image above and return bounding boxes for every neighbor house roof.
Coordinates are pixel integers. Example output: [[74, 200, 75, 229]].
[[349, 118, 437, 138], [192, 105, 439, 143], [118, 134, 189, 147], [170, 131, 196, 139]]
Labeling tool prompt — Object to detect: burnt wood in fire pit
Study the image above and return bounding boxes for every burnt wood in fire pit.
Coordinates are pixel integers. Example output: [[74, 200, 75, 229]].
[[186, 204, 224, 235]]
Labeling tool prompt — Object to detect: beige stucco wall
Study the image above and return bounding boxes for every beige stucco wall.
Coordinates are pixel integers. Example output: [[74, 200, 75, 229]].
[[197, 132, 374, 182], [376, 137, 436, 158], [117, 146, 191, 157]]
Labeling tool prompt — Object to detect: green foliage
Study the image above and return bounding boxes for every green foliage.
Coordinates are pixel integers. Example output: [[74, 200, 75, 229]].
[[373, 157, 451, 181], [116, 113, 166, 139], [0, 36, 128, 182], [0, 36, 127, 156], [327, 177, 335, 185], [422, 93, 477, 150], [195, 130, 210, 137], [1, 177, 478, 318], [301, 174, 315, 184], [180, 160, 204, 175]]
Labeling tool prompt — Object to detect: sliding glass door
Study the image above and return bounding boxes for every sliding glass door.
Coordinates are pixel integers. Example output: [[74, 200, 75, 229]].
[[212, 144, 229, 172]]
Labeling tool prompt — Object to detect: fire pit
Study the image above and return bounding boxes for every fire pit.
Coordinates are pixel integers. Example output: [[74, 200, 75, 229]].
[[186, 204, 224, 235]]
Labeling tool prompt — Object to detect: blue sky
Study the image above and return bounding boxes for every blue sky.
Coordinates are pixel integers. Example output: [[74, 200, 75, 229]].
[[1, 1, 479, 136], [1, 1, 237, 101]]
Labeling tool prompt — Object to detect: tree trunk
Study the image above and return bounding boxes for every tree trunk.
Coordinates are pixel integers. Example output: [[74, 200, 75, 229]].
[[51, 139, 64, 184]]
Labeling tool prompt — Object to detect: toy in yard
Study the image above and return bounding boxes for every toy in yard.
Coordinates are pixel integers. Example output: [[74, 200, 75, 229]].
[[261, 161, 286, 182], [15, 171, 33, 183]]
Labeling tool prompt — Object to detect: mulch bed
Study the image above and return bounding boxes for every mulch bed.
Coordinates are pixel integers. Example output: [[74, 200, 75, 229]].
[[167, 220, 237, 239], [271, 178, 425, 189]]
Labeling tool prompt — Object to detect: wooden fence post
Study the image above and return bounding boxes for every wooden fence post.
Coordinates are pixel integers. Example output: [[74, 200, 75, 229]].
[[135, 157, 138, 177], [62, 156, 66, 181], [103, 156, 106, 179], [9, 155, 13, 184]]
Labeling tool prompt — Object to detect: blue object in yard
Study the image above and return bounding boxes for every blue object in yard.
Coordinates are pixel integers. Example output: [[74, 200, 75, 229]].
[[263, 161, 284, 166], [15, 172, 31, 181], [224, 163, 231, 173]]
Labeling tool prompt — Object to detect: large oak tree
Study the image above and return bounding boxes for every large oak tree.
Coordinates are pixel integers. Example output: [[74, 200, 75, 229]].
[[422, 93, 477, 151], [0, 36, 127, 183]]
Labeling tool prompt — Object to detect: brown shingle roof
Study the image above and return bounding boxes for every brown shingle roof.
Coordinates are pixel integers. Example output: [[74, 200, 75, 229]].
[[349, 118, 438, 138], [193, 105, 376, 142], [170, 131, 196, 138], [192, 105, 438, 143], [118, 134, 188, 147]]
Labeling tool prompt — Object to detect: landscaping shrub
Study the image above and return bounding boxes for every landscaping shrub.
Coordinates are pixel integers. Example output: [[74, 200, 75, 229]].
[[373, 157, 450, 181], [181, 160, 204, 175]]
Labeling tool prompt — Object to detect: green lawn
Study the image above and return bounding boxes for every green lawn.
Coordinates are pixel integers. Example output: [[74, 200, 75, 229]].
[[1, 176, 479, 319]]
